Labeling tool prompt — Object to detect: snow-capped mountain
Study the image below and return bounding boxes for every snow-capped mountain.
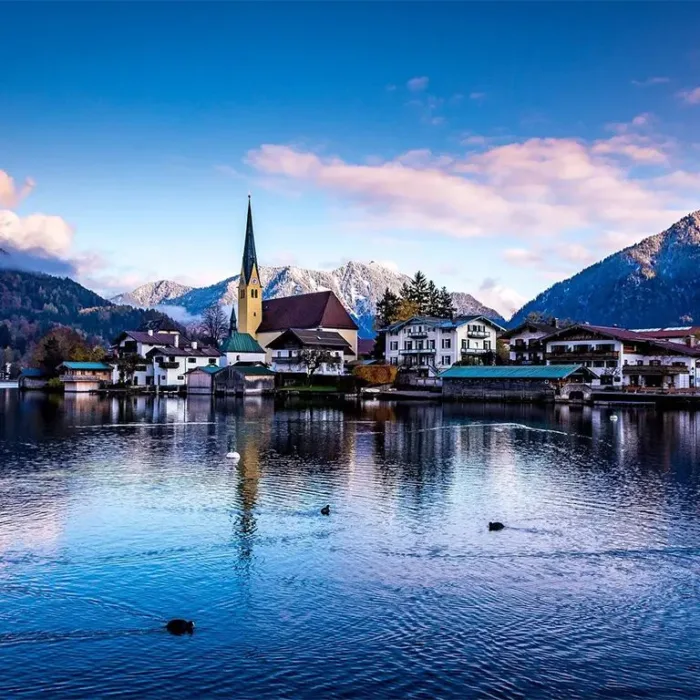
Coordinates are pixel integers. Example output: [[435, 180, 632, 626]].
[[512, 210, 700, 328], [111, 280, 193, 308], [112, 261, 504, 337]]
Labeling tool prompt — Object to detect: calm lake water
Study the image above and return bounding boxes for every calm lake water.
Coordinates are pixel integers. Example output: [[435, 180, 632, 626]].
[[1, 390, 700, 698]]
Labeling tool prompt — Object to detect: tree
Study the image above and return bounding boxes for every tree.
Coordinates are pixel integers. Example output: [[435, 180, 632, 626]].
[[116, 353, 144, 386], [375, 288, 400, 329], [436, 287, 455, 319], [395, 298, 420, 322], [496, 339, 509, 364], [200, 303, 228, 344], [298, 348, 342, 383], [32, 327, 94, 377], [407, 271, 430, 313]]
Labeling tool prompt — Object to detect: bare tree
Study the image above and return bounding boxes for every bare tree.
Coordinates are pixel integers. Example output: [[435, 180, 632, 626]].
[[200, 303, 228, 344], [298, 348, 342, 382]]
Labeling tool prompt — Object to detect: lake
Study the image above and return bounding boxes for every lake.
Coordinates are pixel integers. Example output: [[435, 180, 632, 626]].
[[1, 390, 700, 698]]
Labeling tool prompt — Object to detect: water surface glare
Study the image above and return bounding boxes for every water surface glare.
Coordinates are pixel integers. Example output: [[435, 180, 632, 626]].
[[1, 391, 700, 698]]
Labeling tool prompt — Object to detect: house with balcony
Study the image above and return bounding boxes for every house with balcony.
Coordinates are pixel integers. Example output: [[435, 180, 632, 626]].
[[111, 328, 186, 387], [543, 324, 700, 389], [57, 361, 115, 393], [500, 319, 559, 364], [381, 315, 504, 376], [267, 329, 354, 376], [145, 343, 223, 388]]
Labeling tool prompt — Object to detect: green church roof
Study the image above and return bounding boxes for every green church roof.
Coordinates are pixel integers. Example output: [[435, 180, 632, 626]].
[[220, 332, 265, 354]]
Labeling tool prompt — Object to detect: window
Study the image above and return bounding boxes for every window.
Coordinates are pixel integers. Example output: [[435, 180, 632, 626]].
[[177, 376, 184, 381], [428, 339, 435, 350], [461, 339, 467, 350], [209, 359, 217, 365], [484, 341, 491, 351], [390, 341, 398, 351], [390, 357, 398, 365], [187, 358, 196, 363], [240, 289, 245, 299], [277, 351, 282, 357], [637, 360, 643, 366], [169, 356, 175, 362], [417, 341, 424, 350], [441, 338, 451, 349], [441, 355, 451, 365], [236, 355, 240, 361], [404, 341, 413, 351], [606, 361, 617, 368]]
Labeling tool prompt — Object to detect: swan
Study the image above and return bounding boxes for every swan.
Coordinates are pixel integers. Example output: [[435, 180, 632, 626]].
[[226, 451, 241, 461]]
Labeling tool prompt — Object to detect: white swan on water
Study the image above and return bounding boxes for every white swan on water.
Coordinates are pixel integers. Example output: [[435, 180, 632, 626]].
[[226, 451, 241, 461], [610, 415, 619, 422]]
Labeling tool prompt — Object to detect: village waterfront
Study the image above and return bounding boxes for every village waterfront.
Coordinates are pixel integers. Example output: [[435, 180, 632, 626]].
[[1, 389, 700, 697]]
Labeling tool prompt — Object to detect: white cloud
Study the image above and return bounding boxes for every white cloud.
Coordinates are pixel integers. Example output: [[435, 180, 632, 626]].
[[469, 92, 486, 101], [407, 76, 429, 92], [678, 87, 700, 105], [478, 278, 527, 318], [631, 77, 670, 87]]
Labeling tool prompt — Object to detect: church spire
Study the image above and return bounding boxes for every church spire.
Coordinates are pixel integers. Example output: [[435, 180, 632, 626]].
[[241, 194, 258, 284], [229, 304, 238, 335]]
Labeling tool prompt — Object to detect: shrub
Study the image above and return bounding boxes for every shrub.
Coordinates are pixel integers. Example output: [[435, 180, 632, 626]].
[[46, 377, 64, 392], [352, 364, 398, 386]]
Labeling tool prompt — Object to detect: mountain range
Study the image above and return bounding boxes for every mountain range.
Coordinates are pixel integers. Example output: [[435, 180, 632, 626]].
[[112, 261, 506, 337], [512, 210, 700, 328]]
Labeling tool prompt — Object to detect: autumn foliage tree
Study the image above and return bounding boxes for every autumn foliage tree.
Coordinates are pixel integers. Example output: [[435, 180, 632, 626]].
[[32, 327, 105, 377]]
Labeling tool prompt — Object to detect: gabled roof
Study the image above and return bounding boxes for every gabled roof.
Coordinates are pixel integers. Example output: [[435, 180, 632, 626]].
[[542, 324, 700, 357], [58, 361, 113, 371], [220, 332, 265, 354], [357, 338, 376, 356], [500, 321, 557, 340], [383, 314, 504, 334], [112, 330, 181, 347], [441, 364, 594, 380], [241, 196, 259, 284], [267, 328, 355, 354], [187, 365, 225, 375], [258, 291, 358, 333], [145, 345, 222, 358]]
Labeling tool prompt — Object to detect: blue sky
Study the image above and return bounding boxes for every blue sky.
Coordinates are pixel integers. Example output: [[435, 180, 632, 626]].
[[1, 2, 700, 316]]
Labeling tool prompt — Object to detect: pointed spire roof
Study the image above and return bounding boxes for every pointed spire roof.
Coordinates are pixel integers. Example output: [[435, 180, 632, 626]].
[[241, 195, 259, 284], [229, 304, 238, 335]]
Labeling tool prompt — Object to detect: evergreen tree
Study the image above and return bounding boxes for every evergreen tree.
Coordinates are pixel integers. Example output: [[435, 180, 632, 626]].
[[407, 271, 430, 313], [426, 280, 441, 316], [436, 287, 455, 319], [375, 288, 400, 328]]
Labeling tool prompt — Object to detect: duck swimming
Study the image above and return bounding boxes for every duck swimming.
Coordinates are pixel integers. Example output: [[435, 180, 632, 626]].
[[166, 619, 195, 635], [320, 505, 331, 516], [488, 522, 505, 531]]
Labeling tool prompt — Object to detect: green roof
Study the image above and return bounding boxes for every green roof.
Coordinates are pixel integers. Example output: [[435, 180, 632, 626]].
[[21, 368, 47, 378], [192, 365, 224, 375], [441, 364, 586, 380], [59, 361, 113, 370], [220, 332, 265, 354], [229, 365, 275, 377]]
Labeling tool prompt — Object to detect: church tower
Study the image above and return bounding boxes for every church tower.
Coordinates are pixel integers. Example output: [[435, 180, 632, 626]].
[[237, 195, 263, 337]]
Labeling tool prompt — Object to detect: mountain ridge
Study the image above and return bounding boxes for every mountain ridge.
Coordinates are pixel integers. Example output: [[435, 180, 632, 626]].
[[512, 210, 700, 328], [113, 261, 506, 336]]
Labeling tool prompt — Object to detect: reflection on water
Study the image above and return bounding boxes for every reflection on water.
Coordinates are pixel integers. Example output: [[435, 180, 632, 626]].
[[1, 390, 700, 697]]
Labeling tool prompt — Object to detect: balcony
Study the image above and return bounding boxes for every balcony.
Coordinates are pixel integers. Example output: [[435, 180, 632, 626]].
[[157, 361, 180, 369], [400, 348, 436, 355], [467, 330, 489, 339], [406, 331, 428, 339], [623, 364, 688, 375], [59, 372, 111, 382], [547, 349, 619, 361]]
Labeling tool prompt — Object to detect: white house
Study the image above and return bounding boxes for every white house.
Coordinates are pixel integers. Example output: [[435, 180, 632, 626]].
[[267, 329, 354, 376], [382, 315, 504, 376], [544, 324, 700, 389], [220, 331, 267, 367], [111, 329, 184, 387], [145, 343, 223, 388], [500, 319, 558, 364]]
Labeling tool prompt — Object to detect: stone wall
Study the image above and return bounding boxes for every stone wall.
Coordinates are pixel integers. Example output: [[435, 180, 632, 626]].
[[442, 378, 557, 403]]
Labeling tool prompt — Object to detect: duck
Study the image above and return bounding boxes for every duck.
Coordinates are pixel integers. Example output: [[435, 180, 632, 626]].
[[166, 619, 195, 635], [320, 505, 331, 516], [488, 522, 505, 531]]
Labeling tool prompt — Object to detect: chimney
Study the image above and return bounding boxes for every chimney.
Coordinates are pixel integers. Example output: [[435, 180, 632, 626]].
[[147, 329, 154, 336], [687, 335, 696, 348], [551, 317, 559, 329], [174, 333, 179, 348], [191, 341, 198, 350]]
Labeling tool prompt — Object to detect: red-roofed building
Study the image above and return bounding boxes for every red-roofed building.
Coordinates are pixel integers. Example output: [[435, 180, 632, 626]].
[[230, 199, 358, 368], [542, 324, 700, 389]]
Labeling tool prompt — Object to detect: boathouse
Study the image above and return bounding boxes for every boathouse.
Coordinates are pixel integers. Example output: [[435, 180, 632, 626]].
[[441, 364, 595, 402], [57, 361, 114, 393], [214, 364, 276, 396]]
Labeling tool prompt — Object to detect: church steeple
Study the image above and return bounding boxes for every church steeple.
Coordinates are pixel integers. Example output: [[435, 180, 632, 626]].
[[237, 195, 263, 338], [229, 304, 238, 335], [241, 195, 258, 284]]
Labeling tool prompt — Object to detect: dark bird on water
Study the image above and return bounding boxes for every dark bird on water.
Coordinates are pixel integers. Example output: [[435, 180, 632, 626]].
[[488, 522, 505, 531], [166, 619, 195, 635], [321, 505, 330, 516]]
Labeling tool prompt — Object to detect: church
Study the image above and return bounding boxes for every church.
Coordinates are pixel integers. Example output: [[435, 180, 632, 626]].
[[221, 197, 358, 372]]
